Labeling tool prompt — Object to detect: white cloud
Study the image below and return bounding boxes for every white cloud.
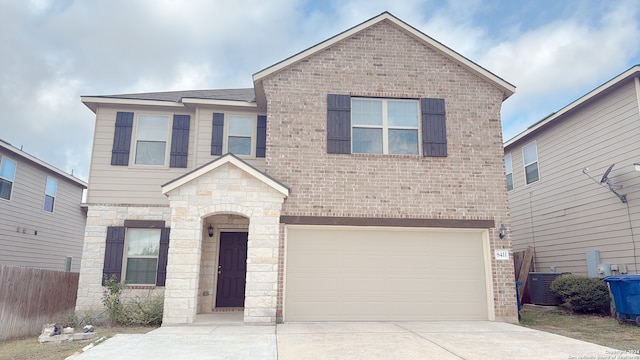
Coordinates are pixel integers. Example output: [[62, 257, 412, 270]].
[[480, 2, 640, 140]]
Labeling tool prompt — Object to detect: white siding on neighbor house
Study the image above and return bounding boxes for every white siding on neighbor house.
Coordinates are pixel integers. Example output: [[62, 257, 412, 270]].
[[0, 149, 86, 272], [87, 104, 265, 205], [507, 78, 640, 275]]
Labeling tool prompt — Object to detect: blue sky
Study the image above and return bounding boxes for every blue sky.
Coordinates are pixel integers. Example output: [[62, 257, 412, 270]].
[[0, 0, 638, 181]]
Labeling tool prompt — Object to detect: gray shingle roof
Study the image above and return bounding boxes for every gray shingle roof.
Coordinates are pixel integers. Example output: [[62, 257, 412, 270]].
[[91, 88, 256, 103]]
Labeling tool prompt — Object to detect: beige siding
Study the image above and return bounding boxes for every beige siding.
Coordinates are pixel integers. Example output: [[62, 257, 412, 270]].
[[87, 104, 265, 205], [0, 149, 86, 271], [507, 78, 640, 275]]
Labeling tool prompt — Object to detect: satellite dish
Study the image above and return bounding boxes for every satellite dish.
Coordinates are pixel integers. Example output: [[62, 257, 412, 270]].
[[600, 164, 615, 184]]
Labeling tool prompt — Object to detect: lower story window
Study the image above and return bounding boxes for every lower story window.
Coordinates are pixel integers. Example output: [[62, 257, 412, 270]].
[[125, 228, 160, 284], [102, 224, 169, 287]]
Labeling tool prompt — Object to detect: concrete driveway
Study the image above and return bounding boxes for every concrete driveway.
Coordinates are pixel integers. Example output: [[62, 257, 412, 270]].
[[72, 321, 639, 360]]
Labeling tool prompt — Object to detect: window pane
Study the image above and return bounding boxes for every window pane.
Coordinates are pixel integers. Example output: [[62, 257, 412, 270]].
[[0, 158, 16, 181], [388, 129, 418, 155], [44, 195, 55, 212], [45, 177, 57, 196], [228, 136, 252, 155], [525, 163, 539, 184], [137, 115, 168, 140], [523, 143, 538, 165], [388, 101, 418, 127], [352, 99, 382, 126], [506, 174, 513, 191], [0, 178, 11, 200], [125, 258, 157, 284], [353, 128, 383, 153], [228, 116, 253, 136], [128, 229, 160, 256], [504, 154, 512, 174], [135, 141, 166, 165]]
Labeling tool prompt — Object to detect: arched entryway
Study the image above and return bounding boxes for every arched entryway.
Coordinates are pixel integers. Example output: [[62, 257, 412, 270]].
[[199, 214, 249, 314]]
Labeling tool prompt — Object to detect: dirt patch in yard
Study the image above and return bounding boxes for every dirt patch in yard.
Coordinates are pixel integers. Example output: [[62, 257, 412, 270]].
[[519, 305, 640, 351], [0, 326, 156, 360]]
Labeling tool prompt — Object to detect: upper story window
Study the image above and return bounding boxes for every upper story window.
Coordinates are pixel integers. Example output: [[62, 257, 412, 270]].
[[226, 115, 255, 156], [327, 94, 447, 157], [110, 112, 191, 168], [211, 113, 266, 159], [134, 115, 170, 166], [44, 176, 57, 212], [351, 98, 419, 155], [0, 156, 16, 201], [504, 153, 513, 191], [523, 141, 540, 185]]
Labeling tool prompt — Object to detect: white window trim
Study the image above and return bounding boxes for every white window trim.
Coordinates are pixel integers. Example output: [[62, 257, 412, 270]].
[[522, 141, 540, 185], [223, 113, 257, 158], [504, 153, 513, 191], [130, 113, 171, 168], [351, 98, 420, 155], [0, 156, 17, 202], [122, 228, 161, 286], [43, 176, 57, 213]]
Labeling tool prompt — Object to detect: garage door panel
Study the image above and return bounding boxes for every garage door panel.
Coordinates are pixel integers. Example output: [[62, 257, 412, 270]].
[[285, 227, 488, 321]]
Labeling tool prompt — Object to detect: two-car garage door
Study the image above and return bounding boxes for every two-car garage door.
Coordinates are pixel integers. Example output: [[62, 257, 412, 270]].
[[284, 226, 490, 321]]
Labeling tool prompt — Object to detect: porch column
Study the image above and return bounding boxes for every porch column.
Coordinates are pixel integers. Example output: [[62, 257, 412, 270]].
[[162, 202, 202, 324], [244, 212, 281, 323]]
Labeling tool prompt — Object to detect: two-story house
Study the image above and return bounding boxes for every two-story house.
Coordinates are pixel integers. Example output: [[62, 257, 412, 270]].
[[505, 65, 640, 278], [0, 139, 87, 271], [76, 12, 518, 325]]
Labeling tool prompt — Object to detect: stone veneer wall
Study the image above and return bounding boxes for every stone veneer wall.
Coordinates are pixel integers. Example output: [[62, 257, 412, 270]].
[[163, 163, 285, 324], [261, 20, 516, 322], [75, 205, 171, 313]]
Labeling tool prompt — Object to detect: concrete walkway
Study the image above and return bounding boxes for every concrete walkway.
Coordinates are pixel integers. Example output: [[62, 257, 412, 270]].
[[72, 321, 640, 360]]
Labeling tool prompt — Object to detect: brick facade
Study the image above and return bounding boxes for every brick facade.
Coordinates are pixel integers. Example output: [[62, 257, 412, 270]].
[[260, 20, 516, 322]]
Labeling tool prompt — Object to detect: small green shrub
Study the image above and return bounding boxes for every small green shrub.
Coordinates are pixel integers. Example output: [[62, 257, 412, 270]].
[[101, 275, 164, 326], [550, 275, 610, 315]]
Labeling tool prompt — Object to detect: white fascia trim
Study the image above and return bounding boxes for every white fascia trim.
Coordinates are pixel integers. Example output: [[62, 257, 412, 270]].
[[0, 142, 87, 188], [161, 155, 289, 197], [181, 98, 257, 108], [81, 97, 186, 109], [505, 65, 640, 148], [252, 12, 515, 98]]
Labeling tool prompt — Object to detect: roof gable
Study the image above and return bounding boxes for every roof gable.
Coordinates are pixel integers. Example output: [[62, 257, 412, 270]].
[[0, 139, 87, 188], [252, 12, 515, 106], [161, 153, 289, 197], [504, 65, 640, 148]]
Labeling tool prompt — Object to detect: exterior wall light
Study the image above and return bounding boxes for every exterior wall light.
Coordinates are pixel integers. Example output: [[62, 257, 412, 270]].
[[634, 163, 640, 172], [207, 224, 214, 238], [498, 224, 507, 239]]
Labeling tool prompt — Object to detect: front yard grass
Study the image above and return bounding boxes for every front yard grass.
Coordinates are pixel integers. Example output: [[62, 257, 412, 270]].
[[519, 304, 640, 351], [0, 326, 157, 360]]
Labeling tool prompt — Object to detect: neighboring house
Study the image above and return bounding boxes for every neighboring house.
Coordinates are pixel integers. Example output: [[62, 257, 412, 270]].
[[0, 139, 87, 272], [505, 65, 640, 277], [76, 12, 517, 325]]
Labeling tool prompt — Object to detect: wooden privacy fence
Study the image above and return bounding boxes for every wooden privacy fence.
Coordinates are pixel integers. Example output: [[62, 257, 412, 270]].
[[0, 265, 79, 340]]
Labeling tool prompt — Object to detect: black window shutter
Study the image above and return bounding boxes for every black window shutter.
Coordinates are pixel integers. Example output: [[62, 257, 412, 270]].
[[170, 115, 190, 168], [421, 98, 447, 157], [327, 94, 351, 154], [102, 226, 125, 285], [111, 112, 134, 166], [211, 113, 224, 156], [156, 228, 170, 286], [256, 115, 267, 158]]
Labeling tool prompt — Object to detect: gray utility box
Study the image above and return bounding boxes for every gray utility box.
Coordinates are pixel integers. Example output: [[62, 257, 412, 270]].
[[528, 272, 563, 306]]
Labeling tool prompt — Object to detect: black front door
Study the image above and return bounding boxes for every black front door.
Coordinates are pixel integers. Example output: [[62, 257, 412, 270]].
[[216, 232, 248, 308]]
